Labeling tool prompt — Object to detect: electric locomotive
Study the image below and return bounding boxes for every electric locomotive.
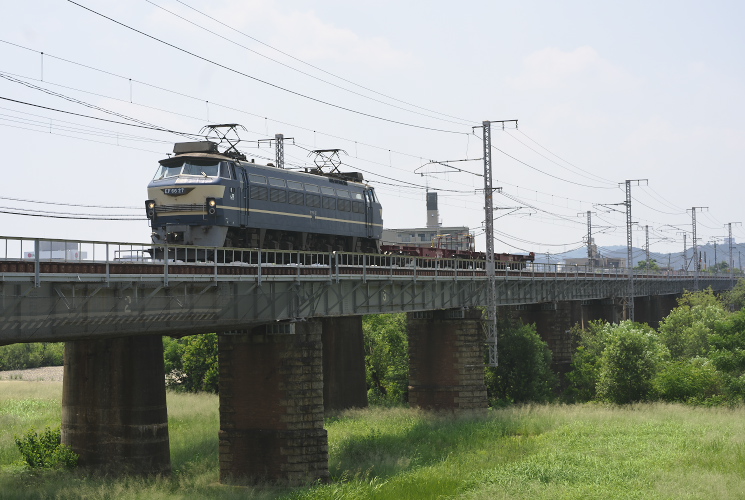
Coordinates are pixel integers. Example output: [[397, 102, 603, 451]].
[[145, 140, 383, 253]]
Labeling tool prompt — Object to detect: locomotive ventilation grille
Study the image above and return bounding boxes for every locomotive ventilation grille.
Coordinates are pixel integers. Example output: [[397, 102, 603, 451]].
[[154, 204, 206, 213]]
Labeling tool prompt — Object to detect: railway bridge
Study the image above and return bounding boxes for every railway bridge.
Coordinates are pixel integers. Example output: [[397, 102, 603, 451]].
[[0, 236, 735, 483]]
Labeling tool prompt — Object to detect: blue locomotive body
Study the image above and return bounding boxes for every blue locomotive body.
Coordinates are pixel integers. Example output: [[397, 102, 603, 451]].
[[146, 141, 383, 252]]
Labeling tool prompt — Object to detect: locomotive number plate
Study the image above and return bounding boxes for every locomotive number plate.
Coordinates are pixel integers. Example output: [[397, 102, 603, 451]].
[[163, 187, 193, 196]]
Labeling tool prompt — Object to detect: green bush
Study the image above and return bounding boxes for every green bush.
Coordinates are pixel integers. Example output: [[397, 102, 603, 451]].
[[485, 317, 556, 405], [163, 334, 219, 393], [653, 358, 724, 402], [14, 427, 78, 469], [363, 313, 409, 405], [596, 322, 668, 404], [657, 302, 727, 359], [0, 343, 64, 370], [566, 321, 613, 402]]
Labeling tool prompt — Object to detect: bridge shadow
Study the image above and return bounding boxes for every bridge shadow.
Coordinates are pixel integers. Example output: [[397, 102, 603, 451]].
[[327, 408, 539, 481]]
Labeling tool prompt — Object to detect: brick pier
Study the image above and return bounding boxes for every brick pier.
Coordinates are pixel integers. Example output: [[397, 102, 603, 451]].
[[218, 321, 329, 485], [407, 308, 487, 410]]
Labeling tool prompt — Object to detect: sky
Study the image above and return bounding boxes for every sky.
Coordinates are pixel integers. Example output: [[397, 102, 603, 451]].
[[0, 0, 743, 263]]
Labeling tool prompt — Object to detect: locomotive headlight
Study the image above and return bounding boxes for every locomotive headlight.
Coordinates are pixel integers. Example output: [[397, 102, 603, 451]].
[[145, 199, 156, 218], [206, 197, 217, 215]]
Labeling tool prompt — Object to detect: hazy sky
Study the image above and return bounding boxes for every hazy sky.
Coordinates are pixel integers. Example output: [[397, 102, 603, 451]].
[[1, 0, 743, 260]]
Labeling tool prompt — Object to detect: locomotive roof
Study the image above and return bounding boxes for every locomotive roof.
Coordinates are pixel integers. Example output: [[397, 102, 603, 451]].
[[159, 152, 369, 187]]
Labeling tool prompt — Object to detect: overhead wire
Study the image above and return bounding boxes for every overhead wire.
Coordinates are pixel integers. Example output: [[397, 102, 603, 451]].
[[67, 0, 469, 135], [145, 0, 472, 127], [172, 0, 476, 125]]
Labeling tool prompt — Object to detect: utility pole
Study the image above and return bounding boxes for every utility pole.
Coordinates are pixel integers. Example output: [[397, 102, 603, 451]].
[[258, 133, 294, 169], [275, 133, 284, 169], [688, 207, 708, 291], [578, 211, 596, 266], [622, 179, 647, 322], [726, 223, 742, 286], [474, 119, 517, 367], [677, 231, 688, 271]]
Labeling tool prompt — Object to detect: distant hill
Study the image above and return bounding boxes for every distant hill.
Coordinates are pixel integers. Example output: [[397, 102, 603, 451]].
[[531, 242, 745, 270]]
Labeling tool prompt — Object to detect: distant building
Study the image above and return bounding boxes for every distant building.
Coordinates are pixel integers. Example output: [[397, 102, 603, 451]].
[[381, 226, 474, 251], [382, 191, 474, 251], [564, 256, 625, 269]]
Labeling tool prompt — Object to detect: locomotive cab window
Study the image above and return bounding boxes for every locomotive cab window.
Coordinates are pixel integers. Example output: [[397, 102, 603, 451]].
[[154, 159, 223, 179]]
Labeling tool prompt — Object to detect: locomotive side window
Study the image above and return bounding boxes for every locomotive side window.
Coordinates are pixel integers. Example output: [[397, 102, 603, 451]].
[[352, 192, 364, 200], [288, 191, 304, 205], [270, 189, 287, 203], [288, 180, 303, 190], [220, 163, 233, 179], [305, 184, 320, 193], [337, 190, 350, 198], [338, 199, 351, 212], [321, 187, 335, 196], [250, 185, 268, 200], [352, 201, 364, 214], [306, 194, 321, 208], [249, 174, 267, 184], [269, 178, 286, 187], [322, 197, 336, 210]]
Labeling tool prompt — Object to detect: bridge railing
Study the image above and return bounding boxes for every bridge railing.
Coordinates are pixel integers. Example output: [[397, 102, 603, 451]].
[[0, 235, 737, 285]]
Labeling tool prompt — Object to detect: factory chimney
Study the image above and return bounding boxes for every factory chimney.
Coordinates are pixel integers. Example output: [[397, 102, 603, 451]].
[[426, 191, 440, 228]]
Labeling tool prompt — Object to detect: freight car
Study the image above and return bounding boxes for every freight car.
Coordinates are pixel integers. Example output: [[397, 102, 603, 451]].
[[379, 244, 535, 270]]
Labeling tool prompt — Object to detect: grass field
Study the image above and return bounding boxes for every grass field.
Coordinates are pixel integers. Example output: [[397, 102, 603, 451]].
[[2, 380, 745, 499]]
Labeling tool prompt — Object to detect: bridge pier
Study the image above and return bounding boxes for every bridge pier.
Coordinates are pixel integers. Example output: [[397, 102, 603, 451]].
[[321, 316, 368, 412], [407, 308, 487, 410], [217, 321, 329, 485], [633, 294, 678, 328], [61, 335, 171, 475]]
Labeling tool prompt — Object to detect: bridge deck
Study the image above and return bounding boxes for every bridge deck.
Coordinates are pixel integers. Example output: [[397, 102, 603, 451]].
[[0, 236, 735, 344]]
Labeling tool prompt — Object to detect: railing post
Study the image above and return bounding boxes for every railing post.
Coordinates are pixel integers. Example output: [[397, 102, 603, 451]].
[[258, 249, 262, 286], [164, 243, 169, 288], [363, 253, 367, 283], [34, 239, 40, 288], [214, 247, 218, 282], [105, 243, 110, 286]]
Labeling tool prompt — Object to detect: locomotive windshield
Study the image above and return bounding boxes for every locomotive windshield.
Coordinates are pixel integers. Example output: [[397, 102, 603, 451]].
[[154, 160, 227, 180]]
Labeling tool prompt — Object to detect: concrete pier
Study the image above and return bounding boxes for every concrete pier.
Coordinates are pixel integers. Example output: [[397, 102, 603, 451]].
[[218, 321, 329, 485], [407, 308, 487, 410], [61, 335, 171, 475], [321, 316, 368, 411]]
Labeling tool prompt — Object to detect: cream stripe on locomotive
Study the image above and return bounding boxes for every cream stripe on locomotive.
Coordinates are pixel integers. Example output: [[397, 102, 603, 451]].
[[155, 204, 384, 228]]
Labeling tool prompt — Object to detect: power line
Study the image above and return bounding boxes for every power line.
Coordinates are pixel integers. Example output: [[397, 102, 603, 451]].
[[67, 0, 468, 135], [0, 40, 474, 167], [172, 0, 476, 126], [504, 129, 616, 187], [146, 0, 472, 127]]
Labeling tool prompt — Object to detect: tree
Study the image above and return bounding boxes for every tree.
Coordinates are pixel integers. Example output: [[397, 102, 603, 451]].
[[723, 279, 745, 311], [163, 333, 219, 393], [657, 296, 728, 359], [635, 259, 660, 271], [596, 321, 668, 404], [485, 317, 556, 405], [566, 321, 614, 402], [363, 313, 409, 405]]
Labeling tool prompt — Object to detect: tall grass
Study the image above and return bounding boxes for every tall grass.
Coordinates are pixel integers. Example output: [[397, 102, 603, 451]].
[[2, 381, 745, 499]]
